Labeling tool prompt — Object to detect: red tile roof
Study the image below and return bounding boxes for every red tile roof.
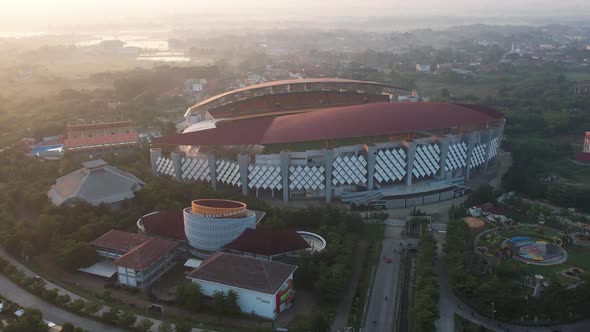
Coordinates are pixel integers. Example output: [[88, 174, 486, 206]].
[[90, 230, 151, 252], [477, 202, 506, 216], [63, 133, 140, 149], [66, 121, 134, 130], [114, 237, 178, 271], [155, 102, 504, 147], [188, 252, 297, 294], [139, 210, 186, 241], [223, 228, 310, 256]]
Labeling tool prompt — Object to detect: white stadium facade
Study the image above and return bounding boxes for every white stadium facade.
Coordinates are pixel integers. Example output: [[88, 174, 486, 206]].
[[151, 78, 505, 208]]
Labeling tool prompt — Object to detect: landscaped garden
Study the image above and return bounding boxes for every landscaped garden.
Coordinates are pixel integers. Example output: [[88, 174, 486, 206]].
[[446, 197, 590, 325]]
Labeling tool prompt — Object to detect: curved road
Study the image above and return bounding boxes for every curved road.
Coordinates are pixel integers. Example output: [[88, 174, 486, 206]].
[[0, 273, 123, 332], [434, 232, 590, 332], [0, 249, 212, 332]]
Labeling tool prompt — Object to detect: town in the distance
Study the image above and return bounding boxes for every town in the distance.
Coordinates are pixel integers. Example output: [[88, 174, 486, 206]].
[[0, 5, 589, 332]]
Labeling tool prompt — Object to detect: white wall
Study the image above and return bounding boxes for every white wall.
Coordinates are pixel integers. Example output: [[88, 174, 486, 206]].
[[190, 278, 277, 319]]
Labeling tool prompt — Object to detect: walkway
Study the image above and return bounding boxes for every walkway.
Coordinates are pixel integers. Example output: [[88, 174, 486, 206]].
[[434, 232, 590, 332], [331, 240, 368, 331], [0, 274, 122, 331], [0, 249, 211, 332]]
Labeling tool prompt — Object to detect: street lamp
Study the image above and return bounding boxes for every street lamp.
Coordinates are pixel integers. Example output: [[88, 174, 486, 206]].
[[491, 301, 496, 321]]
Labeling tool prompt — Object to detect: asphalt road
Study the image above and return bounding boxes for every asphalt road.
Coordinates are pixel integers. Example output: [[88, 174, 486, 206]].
[[0, 249, 214, 332], [0, 273, 123, 332], [363, 227, 417, 332]]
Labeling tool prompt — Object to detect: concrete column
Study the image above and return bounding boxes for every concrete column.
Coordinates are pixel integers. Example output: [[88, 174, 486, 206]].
[[324, 149, 334, 204], [237, 153, 250, 197], [171, 152, 182, 181], [464, 133, 478, 181], [150, 148, 161, 175], [367, 145, 377, 191], [207, 153, 217, 190], [405, 141, 417, 186], [436, 136, 451, 180], [280, 151, 290, 203]]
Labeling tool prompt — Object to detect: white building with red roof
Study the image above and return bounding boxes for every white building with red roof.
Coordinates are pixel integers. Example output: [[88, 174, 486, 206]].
[[89, 230, 178, 288]]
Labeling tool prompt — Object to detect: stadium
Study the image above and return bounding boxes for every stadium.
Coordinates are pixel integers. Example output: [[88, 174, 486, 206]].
[[151, 78, 505, 208]]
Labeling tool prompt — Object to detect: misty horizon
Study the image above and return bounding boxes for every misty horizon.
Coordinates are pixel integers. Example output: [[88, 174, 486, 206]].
[[1, 0, 590, 33]]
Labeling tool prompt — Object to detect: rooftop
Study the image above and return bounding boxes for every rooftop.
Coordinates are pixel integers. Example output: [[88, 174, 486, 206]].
[[223, 228, 310, 256], [114, 237, 178, 271], [48, 160, 144, 206], [138, 210, 186, 241], [157, 102, 504, 147], [190, 199, 248, 217], [188, 252, 297, 294], [63, 133, 139, 150], [66, 120, 134, 130], [188, 78, 402, 113], [90, 230, 152, 252]]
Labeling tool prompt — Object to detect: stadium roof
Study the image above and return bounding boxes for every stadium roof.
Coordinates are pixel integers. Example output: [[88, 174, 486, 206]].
[[188, 78, 401, 112], [223, 228, 310, 256], [156, 102, 504, 147], [188, 252, 297, 294]]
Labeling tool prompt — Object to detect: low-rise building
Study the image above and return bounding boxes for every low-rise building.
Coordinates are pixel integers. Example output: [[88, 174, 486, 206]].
[[48, 159, 144, 206], [415, 64, 431, 72], [223, 228, 310, 261], [63, 121, 140, 153], [89, 230, 178, 288], [188, 252, 296, 319]]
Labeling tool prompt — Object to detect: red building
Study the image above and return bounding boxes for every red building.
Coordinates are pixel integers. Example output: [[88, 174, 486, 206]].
[[63, 121, 139, 153]]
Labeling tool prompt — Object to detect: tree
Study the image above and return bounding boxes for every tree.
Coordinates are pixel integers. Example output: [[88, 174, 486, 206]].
[[82, 301, 102, 314], [61, 323, 75, 332], [68, 298, 86, 312], [174, 321, 192, 332], [53, 240, 98, 270], [102, 307, 120, 323], [136, 318, 154, 332], [117, 311, 137, 329], [212, 290, 226, 315], [309, 312, 330, 332], [176, 282, 203, 311], [226, 289, 241, 315], [3, 308, 47, 332], [158, 321, 174, 332]]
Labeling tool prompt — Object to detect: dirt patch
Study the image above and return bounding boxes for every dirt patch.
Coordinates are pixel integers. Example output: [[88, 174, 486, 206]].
[[463, 217, 485, 229]]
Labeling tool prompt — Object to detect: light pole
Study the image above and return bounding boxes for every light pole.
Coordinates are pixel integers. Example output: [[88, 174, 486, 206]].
[[491, 301, 496, 321]]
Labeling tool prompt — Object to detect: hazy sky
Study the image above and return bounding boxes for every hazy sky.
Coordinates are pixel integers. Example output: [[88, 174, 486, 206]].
[[1, 0, 589, 22]]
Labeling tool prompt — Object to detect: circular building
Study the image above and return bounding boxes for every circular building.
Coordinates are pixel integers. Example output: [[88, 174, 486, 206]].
[[183, 199, 256, 252], [151, 79, 505, 208]]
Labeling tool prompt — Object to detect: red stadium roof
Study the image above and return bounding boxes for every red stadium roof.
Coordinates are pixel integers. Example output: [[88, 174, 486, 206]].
[[188, 78, 400, 112], [155, 102, 504, 147]]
